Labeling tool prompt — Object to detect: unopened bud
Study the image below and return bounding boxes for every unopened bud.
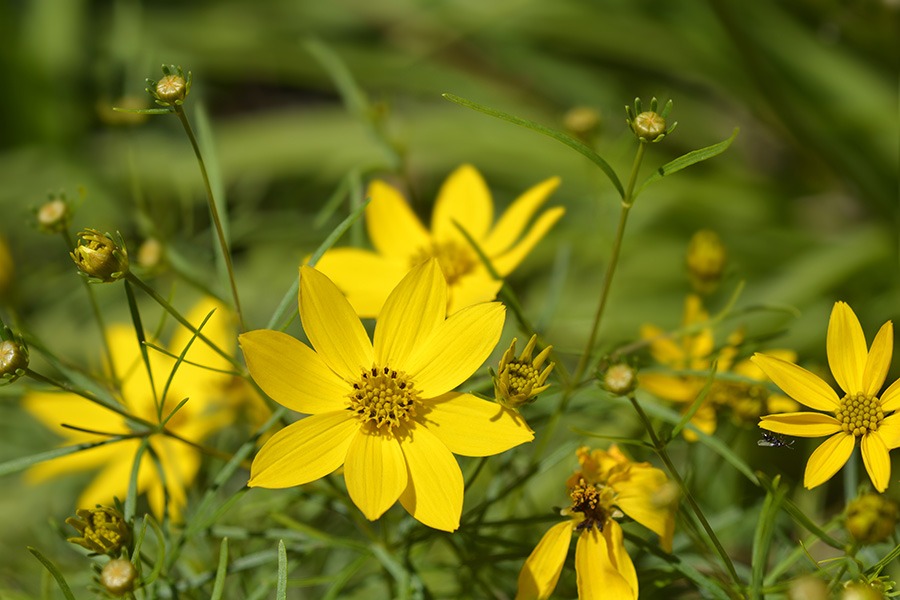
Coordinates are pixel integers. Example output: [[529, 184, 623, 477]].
[[601, 363, 637, 396], [493, 335, 554, 410], [66, 506, 132, 556], [845, 493, 898, 545], [686, 230, 727, 295], [136, 238, 165, 272], [841, 581, 885, 600], [563, 106, 601, 140], [788, 576, 829, 600], [146, 65, 192, 107], [100, 558, 137, 596], [626, 97, 676, 143], [0, 337, 28, 383], [70, 229, 129, 282], [36, 198, 70, 233]]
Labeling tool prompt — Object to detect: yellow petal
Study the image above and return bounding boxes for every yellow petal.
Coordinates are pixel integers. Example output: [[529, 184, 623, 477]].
[[827, 302, 867, 395], [490, 207, 565, 276], [447, 269, 504, 316], [861, 432, 891, 492], [862, 320, 893, 397], [614, 468, 674, 551], [406, 302, 505, 397], [880, 378, 900, 412], [168, 297, 235, 375], [420, 393, 533, 456], [638, 374, 701, 403], [759, 412, 842, 437], [876, 413, 900, 449], [148, 436, 200, 522], [482, 176, 561, 257], [431, 165, 493, 243], [312, 248, 411, 318], [575, 527, 636, 600], [397, 423, 463, 531], [604, 521, 638, 596], [515, 521, 573, 600], [107, 325, 152, 411], [240, 330, 348, 414], [249, 411, 358, 488], [767, 394, 801, 414], [682, 402, 717, 442], [23, 391, 128, 438], [76, 446, 144, 511], [367, 179, 431, 258], [343, 428, 408, 520], [803, 432, 855, 489], [374, 260, 446, 367], [299, 266, 374, 381], [640, 324, 685, 366], [751, 353, 840, 411], [25, 442, 119, 484]]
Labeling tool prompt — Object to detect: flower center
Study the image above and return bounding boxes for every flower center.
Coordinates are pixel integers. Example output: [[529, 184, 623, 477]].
[[834, 392, 884, 436], [410, 241, 477, 285], [505, 360, 541, 397], [567, 477, 616, 532], [348, 366, 420, 430]]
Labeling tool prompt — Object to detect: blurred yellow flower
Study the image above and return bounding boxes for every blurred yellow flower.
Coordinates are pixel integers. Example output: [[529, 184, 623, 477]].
[[315, 164, 563, 317], [516, 446, 675, 600], [24, 298, 245, 520], [753, 302, 900, 492], [240, 260, 533, 531]]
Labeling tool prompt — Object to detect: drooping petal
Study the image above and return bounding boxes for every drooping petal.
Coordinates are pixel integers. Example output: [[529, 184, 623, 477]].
[[827, 302, 867, 395], [803, 432, 855, 489], [397, 423, 463, 531], [862, 320, 893, 398], [638, 374, 701, 403], [759, 413, 842, 437], [240, 330, 348, 414], [614, 469, 674, 551], [482, 176, 561, 257], [374, 260, 446, 367], [490, 207, 565, 276], [343, 428, 408, 520], [447, 269, 504, 316], [751, 353, 840, 411], [420, 393, 533, 456], [312, 248, 411, 318], [575, 527, 636, 600], [299, 266, 374, 381], [248, 412, 358, 488], [405, 302, 505, 398], [876, 413, 900, 448], [431, 165, 493, 243], [367, 179, 431, 259], [604, 521, 638, 597], [860, 432, 891, 493], [880, 378, 900, 412], [515, 521, 573, 600]]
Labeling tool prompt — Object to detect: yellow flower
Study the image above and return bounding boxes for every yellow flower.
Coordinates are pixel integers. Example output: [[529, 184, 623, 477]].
[[753, 302, 900, 492], [239, 260, 533, 531], [516, 446, 675, 600], [493, 334, 554, 410], [24, 298, 241, 520], [314, 164, 564, 317]]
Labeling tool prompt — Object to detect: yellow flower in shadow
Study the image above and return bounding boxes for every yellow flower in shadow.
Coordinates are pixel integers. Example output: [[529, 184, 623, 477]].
[[24, 298, 244, 521], [239, 260, 533, 531], [315, 164, 563, 317]]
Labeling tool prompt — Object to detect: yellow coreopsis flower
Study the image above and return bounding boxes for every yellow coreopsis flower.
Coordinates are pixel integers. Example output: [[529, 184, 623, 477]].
[[239, 260, 533, 531], [314, 164, 564, 317], [24, 298, 244, 520], [753, 302, 900, 492], [516, 446, 675, 600]]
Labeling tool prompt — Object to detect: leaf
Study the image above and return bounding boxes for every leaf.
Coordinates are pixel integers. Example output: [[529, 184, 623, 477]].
[[28, 547, 76, 600], [443, 93, 624, 197], [210, 538, 229, 600], [750, 476, 788, 600], [0, 437, 129, 477], [276, 539, 288, 600], [635, 128, 739, 197], [124, 437, 152, 522]]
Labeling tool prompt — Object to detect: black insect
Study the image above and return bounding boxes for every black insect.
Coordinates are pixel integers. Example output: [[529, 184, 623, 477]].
[[757, 431, 794, 449]]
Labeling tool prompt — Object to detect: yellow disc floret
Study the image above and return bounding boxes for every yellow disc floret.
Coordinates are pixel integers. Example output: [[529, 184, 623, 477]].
[[834, 392, 885, 436], [348, 366, 419, 430], [410, 241, 477, 286]]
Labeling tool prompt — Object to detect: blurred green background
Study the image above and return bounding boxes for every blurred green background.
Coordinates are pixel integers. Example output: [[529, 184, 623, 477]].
[[0, 0, 897, 597]]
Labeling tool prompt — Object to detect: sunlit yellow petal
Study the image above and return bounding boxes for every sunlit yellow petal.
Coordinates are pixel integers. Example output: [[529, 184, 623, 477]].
[[149, 437, 199, 522], [107, 325, 151, 410], [881, 378, 900, 412], [406, 302, 505, 397], [614, 469, 672, 550], [343, 428, 407, 520], [515, 521, 573, 600], [168, 298, 235, 377], [482, 176, 561, 257], [431, 165, 493, 243], [862, 321, 893, 398], [367, 179, 431, 258], [639, 374, 701, 403], [860, 432, 891, 492], [420, 393, 533, 456], [876, 413, 900, 449], [733, 350, 797, 382], [575, 528, 635, 600], [827, 302, 867, 395], [804, 432, 855, 489], [640, 324, 685, 366], [767, 394, 801, 414], [26, 440, 131, 484], [374, 260, 446, 367], [447, 270, 503, 316], [751, 353, 840, 411], [76, 451, 142, 510], [312, 248, 410, 318], [23, 392, 128, 438], [249, 412, 358, 488], [759, 412, 842, 437], [397, 423, 463, 531], [490, 207, 565, 276], [604, 521, 638, 596], [299, 266, 374, 381]]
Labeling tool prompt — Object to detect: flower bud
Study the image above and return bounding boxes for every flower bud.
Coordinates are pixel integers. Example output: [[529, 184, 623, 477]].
[[625, 97, 676, 143], [686, 229, 727, 295], [601, 363, 637, 396], [146, 65, 192, 107], [493, 334, 554, 410], [36, 197, 71, 233], [100, 558, 137, 597], [136, 238, 165, 273], [563, 106, 601, 141], [788, 576, 829, 600], [845, 493, 898, 545], [841, 581, 885, 600], [70, 229, 129, 282], [0, 333, 28, 384], [66, 506, 132, 556]]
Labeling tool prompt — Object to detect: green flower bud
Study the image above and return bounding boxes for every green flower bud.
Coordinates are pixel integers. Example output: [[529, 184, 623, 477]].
[[70, 229, 129, 282], [845, 493, 898, 545], [493, 335, 554, 410], [625, 97, 677, 143], [563, 106, 601, 141], [601, 363, 638, 396], [36, 197, 71, 233], [0, 337, 29, 384], [146, 64, 192, 107], [100, 558, 137, 597], [686, 229, 727, 295], [841, 581, 885, 600], [788, 576, 829, 600], [66, 506, 132, 556]]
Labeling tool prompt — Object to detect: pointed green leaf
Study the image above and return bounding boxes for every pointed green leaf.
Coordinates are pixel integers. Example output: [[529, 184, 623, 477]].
[[28, 547, 76, 600], [636, 128, 739, 198]]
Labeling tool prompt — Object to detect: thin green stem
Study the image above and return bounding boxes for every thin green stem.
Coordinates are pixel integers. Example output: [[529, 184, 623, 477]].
[[173, 105, 245, 331]]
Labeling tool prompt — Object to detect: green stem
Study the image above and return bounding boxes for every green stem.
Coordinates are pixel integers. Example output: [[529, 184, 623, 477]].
[[173, 105, 245, 331]]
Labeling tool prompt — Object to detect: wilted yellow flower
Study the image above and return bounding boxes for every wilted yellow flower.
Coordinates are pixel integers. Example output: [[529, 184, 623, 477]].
[[754, 302, 900, 492], [314, 164, 564, 317], [70, 229, 129, 282], [240, 260, 533, 531], [493, 335, 554, 410], [516, 446, 675, 600], [66, 505, 131, 556], [24, 299, 243, 520]]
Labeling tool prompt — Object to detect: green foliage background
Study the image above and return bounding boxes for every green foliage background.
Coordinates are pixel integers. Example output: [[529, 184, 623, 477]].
[[0, 0, 897, 597]]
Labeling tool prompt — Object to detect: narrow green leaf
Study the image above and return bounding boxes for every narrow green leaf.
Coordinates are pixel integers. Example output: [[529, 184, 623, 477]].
[[671, 363, 717, 439], [27, 547, 76, 600], [756, 473, 844, 549], [142, 515, 167, 585], [210, 537, 229, 600], [443, 93, 624, 197], [124, 279, 157, 406], [0, 437, 129, 477], [195, 102, 231, 289], [304, 39, 368, 118], [750, 476, 788, 600], [111, 107, 174, 115], [276, 539, 288, 600], [124, 437, 151, 522], [635, 128, 739, 197]]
